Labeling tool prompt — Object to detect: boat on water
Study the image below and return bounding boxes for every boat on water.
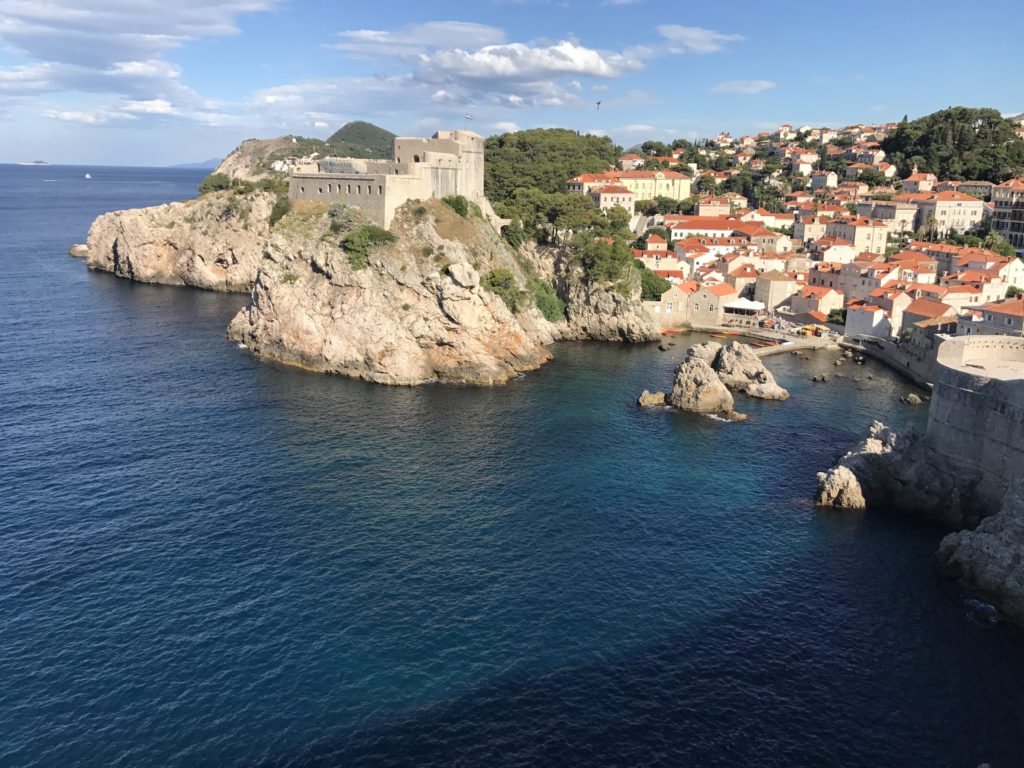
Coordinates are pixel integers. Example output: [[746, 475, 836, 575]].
[[84, 173, 92, 179]]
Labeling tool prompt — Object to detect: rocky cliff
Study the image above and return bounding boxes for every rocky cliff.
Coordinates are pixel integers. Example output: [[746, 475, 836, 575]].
[[227, 200, 560, 385], [85, 190, 274, 291], [556, 260, 660, 343], [815, 421, 987, 528], [817, 419, 1022, 626], [938, 487, 1024, 627]]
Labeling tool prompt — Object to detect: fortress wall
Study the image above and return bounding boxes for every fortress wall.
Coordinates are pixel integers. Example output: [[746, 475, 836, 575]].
[[289, 130, 487, 228], [926, 335, 1024, 496]]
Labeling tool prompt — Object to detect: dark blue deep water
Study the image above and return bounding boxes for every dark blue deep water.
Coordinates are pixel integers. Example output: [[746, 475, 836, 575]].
[[2, 164, 1024, 767]]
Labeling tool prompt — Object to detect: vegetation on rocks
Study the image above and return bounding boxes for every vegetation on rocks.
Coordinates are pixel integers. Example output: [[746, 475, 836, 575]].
[[635, 260, 672, 300], [341, 224, 396, 270], [483, 268, 524, 312], [881, 107, 1024, 181], [484, 128, 620, 200], [442, 195, 470, 217]]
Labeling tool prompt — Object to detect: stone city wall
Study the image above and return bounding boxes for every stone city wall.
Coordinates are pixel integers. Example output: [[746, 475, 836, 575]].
[[926, 335, 1024, 499]]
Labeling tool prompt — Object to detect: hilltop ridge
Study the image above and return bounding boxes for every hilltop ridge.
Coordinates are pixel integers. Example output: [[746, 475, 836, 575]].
[[211, 121, 396, 182]]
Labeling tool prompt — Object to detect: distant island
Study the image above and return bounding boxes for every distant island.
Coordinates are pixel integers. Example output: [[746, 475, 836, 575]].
[[170, 158, 221, 170], [17, 160, 49, 165]]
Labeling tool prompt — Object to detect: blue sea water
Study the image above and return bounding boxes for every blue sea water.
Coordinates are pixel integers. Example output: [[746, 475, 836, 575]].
[[2, 163, 1024, 767]]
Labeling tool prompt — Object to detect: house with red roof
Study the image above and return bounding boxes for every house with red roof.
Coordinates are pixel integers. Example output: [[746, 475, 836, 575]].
[[958, 296, 1024, 336], [844, 301, 892, 339]]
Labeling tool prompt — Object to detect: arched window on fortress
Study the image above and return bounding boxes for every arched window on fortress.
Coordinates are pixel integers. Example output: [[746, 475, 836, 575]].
[[414, 155, 420, 163]]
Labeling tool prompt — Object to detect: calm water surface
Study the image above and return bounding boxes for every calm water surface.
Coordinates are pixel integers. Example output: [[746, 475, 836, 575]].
[[2, 164, 1023, 767]]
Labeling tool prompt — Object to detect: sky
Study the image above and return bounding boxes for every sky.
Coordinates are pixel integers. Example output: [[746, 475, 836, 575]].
[[1, 0, 1021, 166]]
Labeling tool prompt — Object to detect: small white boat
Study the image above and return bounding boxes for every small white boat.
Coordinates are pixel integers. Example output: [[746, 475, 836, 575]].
[[84, 173, 92, 179]]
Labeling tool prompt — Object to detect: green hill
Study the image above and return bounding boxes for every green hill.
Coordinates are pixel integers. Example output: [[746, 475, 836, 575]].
[[326, 121, 396, 158], [881, 107, 1024, 182]]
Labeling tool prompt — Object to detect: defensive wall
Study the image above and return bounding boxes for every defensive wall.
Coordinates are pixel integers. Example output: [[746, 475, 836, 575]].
[[288, 130, 486, 229], [926, 334, 1024, 501]]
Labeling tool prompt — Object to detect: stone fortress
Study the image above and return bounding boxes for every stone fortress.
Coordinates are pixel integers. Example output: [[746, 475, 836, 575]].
[[926, 334, 1024, 502], [288, 130, 490, 229]]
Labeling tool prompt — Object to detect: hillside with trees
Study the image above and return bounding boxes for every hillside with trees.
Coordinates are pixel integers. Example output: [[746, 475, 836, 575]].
[[881, 107, 1024, 182], [484, 128, 621, 200]]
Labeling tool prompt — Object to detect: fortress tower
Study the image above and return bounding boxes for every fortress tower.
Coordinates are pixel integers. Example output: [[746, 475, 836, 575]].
[[288, 130, 487, 228]]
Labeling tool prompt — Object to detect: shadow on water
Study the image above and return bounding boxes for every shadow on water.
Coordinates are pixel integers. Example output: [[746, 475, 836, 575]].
[[259, 530, 1024, 768]]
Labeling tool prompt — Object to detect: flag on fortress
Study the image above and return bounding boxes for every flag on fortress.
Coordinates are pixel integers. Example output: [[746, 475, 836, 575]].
[[464, 114, 474, 120]]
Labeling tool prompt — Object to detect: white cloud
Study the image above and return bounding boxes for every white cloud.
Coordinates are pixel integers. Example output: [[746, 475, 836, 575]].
[[119, 98, 175, 114], [0, 1, 278, 66], [42, 107, 137, 124], [492, 121, 519, 132], [331, 21, 506, 59], [313, 120, 329, 129], [417, 40, 630, 82], [656, 25, 744, 54], [712, 79, 775, 94]]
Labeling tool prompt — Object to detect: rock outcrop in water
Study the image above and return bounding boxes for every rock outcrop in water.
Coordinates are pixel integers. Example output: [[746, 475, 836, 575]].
[[710, 341, 790, 400], [667, 358, 743, 419], [85, 191, 274, 291], [228, 200, 556, 385], [685, 341, 789, 400]]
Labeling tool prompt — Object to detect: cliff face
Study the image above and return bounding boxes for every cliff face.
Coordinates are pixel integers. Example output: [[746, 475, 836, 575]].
[[85, 191, 274, 292], [815, 421, 988, 528], [553, 254, 660, 343], [227, 200, 557, 385]]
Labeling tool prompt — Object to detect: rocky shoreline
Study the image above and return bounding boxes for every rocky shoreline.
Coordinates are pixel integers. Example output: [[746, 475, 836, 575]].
[[77, 195, 658, 386], [817, 420, 1023, 628]]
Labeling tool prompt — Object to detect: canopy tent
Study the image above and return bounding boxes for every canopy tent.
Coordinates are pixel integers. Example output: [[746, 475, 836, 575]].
[[724, 297, 765, 311]]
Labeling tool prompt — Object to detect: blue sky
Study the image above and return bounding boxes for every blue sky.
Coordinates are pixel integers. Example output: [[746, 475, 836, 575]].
[[1, 0, 1021, 165]]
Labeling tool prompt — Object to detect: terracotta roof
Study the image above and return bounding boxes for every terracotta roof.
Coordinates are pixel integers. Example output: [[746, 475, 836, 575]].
[[707, 283, 738, 297], [904, 297, 954, 319], [979, 297, 1024, 317]]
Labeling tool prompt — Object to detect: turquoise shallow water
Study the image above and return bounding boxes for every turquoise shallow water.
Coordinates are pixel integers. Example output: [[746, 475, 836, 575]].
[[2, 164, 1024, 767]]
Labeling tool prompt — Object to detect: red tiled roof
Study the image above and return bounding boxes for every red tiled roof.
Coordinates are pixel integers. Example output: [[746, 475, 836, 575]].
[[979, 297, 1024, 317]]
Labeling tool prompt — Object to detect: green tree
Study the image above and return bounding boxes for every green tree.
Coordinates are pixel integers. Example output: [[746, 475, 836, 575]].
[[635, 260, 671, 300], [484, 128, 621, 201], [881, 106, 1024, 181]]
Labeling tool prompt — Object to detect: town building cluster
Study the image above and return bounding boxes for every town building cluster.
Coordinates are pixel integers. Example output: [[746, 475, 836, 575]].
[[560, 120, 1024, 357]]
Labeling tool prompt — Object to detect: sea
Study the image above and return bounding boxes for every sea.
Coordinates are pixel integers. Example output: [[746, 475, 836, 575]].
[[2, 163, 1024, 768]]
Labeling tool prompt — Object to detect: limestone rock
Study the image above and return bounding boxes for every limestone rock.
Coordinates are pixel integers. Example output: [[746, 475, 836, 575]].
[[67, 243, 88, 258], [902, 392, 923, 405], [556, 256, 660, 343], [447, 261, 479, 290], [686, 341, 721, 364], [814, 421, 987, 528], [938, 487, 1024, 627], [711, 341, 790, 400], [85, 190, 274, 291], [637, 390, 666, 407], [227, 199, 557, 386], [816, 465, 866, 509], [667, 358, 737, 416]]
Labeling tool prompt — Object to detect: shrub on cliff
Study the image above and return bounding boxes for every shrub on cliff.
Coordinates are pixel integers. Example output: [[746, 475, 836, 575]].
[[342, 224, 396, 270], [269, 196, 291, 227], [442, 195, 470, 217], [530, 278, 565, 321], [199, 172, 232, 195], [484, 268, 524, 313]]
